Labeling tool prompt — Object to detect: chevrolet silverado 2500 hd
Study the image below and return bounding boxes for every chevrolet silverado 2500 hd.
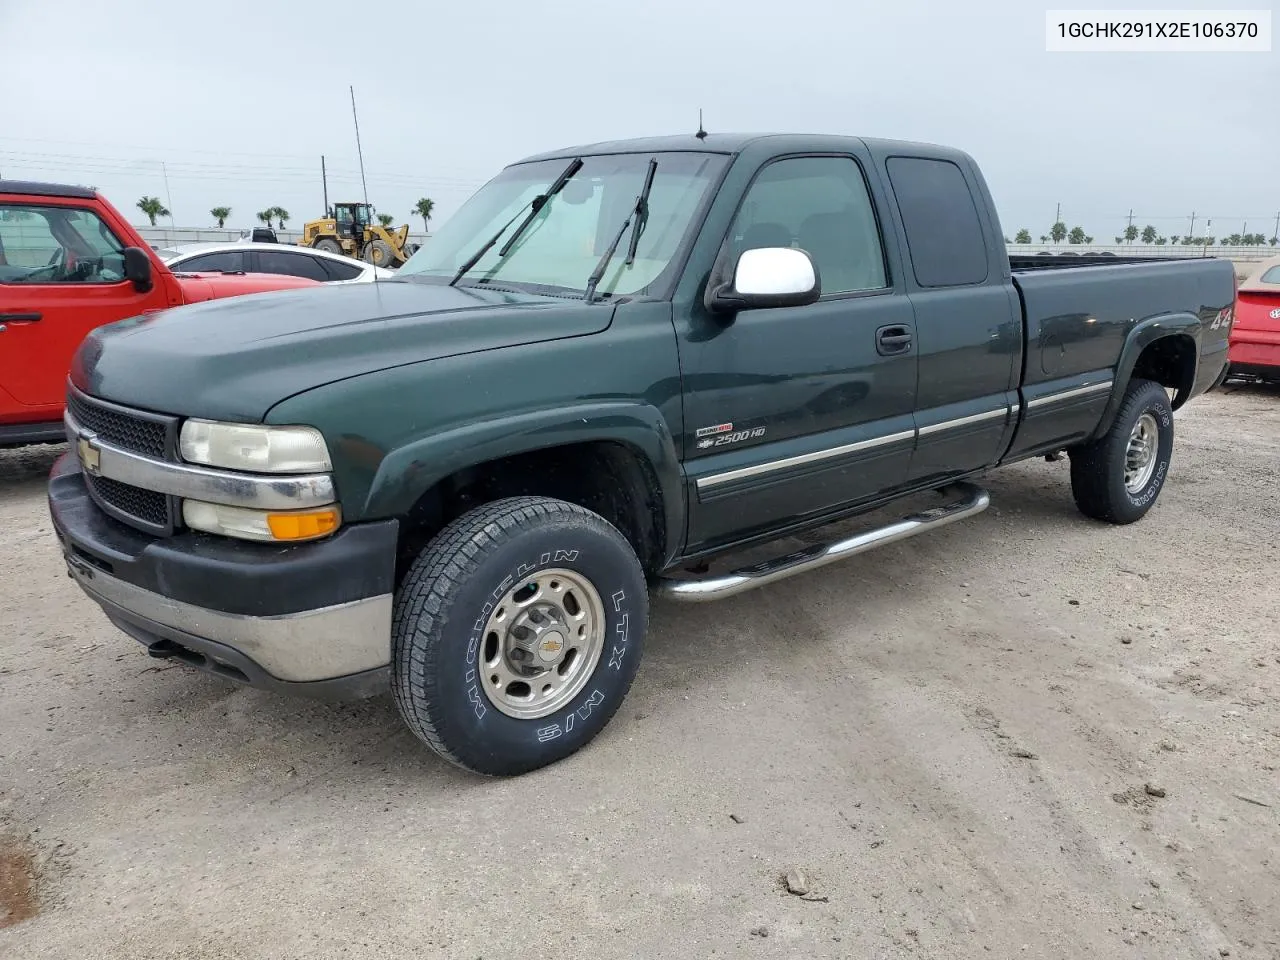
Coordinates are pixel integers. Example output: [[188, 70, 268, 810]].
[[47, 134, 1235, 775], [0, 180, 317, 447]]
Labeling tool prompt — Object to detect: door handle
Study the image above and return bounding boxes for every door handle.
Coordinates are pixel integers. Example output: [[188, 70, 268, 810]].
[[0, 312, 42, 323], [876, 325, 913, 356]]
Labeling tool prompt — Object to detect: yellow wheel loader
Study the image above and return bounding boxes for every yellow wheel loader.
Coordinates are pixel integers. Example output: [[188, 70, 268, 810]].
[[298, 201, 413, 268]]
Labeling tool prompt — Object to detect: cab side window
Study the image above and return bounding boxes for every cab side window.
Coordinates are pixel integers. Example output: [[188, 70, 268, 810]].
[[0, 204, 127, 284], [729, 156, 888, 295]]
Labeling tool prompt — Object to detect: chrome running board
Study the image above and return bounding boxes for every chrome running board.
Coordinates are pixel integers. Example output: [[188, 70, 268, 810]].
[[657, 482, 990, 602]]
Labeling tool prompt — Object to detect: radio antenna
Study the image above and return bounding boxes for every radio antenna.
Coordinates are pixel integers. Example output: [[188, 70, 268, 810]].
[[350, 84, 377, 283], [695, 108, 707, 140], [350, 85, 370, 209]]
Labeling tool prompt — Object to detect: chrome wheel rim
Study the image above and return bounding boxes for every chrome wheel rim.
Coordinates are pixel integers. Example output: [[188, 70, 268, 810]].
[[1124, 413, 1159, 493], [478, 568, 606, 720]]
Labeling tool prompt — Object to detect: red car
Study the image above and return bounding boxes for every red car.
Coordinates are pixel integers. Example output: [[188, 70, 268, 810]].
[[0, 180, 319, 447], [1227, 254, 1280, 383]]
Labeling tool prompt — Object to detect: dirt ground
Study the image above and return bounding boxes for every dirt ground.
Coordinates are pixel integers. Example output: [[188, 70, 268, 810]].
[[1, 384, 1277, 960]]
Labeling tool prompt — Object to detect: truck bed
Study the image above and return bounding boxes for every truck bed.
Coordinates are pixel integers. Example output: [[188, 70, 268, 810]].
[[1003, 254, 1234, 462]]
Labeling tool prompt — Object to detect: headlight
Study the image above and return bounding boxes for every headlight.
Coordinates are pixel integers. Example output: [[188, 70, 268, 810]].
[[180, 420, 331, 473], [183, 500, 341, 542]]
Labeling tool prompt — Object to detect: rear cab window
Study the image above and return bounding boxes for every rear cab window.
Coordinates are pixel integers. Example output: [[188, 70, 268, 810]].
[[885, 157, 989, 287], [0, 203, 127, 284], [1259, 265, 1280, 284]]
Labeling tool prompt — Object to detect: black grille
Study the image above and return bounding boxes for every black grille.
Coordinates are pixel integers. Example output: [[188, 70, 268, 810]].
[[66, 390, 168, 458], [67, 385, 180, 536], [86, 473, 169, 528]]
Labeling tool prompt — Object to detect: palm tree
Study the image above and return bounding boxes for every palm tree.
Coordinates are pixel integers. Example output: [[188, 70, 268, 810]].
[[210, 206, 231, 228], [256, 209, 275, 230], [1014, 228, 1032, 244], [413, 197, 435, 234], [274, 208, 290, 230], [377, 213, 396, 227], [137, 196, 170, 226]]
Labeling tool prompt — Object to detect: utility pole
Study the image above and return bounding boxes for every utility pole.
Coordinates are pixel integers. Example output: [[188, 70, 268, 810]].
[[1055, 202, 1060, 223], [1188, 210, 1196, 237], [1126, 209, 1134, 230], [321, 155, 329, 214], [1273, 210, 1279, 243]]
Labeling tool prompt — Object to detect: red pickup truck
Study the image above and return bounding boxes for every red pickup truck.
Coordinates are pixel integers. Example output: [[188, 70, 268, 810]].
[[0, 180, 318, 447]]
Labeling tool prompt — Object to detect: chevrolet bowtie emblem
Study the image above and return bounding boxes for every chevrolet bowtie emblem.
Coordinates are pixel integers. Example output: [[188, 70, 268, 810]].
[[77, 435, 101, 474]]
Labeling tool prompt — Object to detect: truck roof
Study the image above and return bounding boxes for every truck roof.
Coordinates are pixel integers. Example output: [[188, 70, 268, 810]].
[[516, 132, 970, 165], [0, 179, 98, 199]]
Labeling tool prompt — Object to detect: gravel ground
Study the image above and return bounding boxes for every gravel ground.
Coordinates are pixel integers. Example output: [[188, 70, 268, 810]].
[[1, 384, 1277, 960]]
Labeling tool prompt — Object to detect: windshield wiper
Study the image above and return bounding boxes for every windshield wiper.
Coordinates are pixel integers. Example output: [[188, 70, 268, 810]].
[[584, 159, 657, 304], [448, 157, 583, 287]]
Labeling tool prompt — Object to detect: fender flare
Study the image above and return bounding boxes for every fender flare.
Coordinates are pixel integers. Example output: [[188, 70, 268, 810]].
[[362, 400, 687, 561], [1091, 313, 1201, 440]]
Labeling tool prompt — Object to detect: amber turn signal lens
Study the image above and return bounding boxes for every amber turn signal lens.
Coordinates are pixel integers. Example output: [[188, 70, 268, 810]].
[[266, 507, 341, 541]]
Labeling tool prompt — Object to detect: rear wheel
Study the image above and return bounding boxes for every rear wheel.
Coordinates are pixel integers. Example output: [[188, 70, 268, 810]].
[[365, 239, 394, 266], [313, 238, 343, 255], [1069, 378, 1174, 524], [391, 497, 648, 776]]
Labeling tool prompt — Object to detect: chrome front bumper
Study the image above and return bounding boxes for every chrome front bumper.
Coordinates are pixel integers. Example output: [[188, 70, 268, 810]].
[[66, 558, 392, 683]]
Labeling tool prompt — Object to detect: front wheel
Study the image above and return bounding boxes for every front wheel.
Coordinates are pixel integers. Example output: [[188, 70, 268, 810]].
[[391, 497, 648, 776], [1069, 377, 1174, 524], [365, 239, 394, 266]]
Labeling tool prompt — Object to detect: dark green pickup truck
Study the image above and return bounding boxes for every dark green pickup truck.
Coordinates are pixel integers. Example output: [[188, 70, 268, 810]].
[[48, 133, 1235, 775]]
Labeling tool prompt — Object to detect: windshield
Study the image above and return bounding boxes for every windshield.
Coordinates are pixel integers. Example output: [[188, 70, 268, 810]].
[[397, 151, 728, 298]]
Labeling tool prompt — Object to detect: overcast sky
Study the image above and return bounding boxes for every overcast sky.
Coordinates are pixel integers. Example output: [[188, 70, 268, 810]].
[[1, 0, 1275, 240]]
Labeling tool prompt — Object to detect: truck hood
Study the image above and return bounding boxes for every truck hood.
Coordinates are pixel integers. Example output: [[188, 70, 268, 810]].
[[72, 279, 612, 422]]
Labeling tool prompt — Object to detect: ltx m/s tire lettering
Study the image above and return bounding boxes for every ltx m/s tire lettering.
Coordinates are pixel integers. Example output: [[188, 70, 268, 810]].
[[390, 496, 648, 777]]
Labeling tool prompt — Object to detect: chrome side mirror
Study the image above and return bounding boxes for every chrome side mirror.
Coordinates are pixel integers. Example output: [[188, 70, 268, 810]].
[[705, 246, 821, 314]]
